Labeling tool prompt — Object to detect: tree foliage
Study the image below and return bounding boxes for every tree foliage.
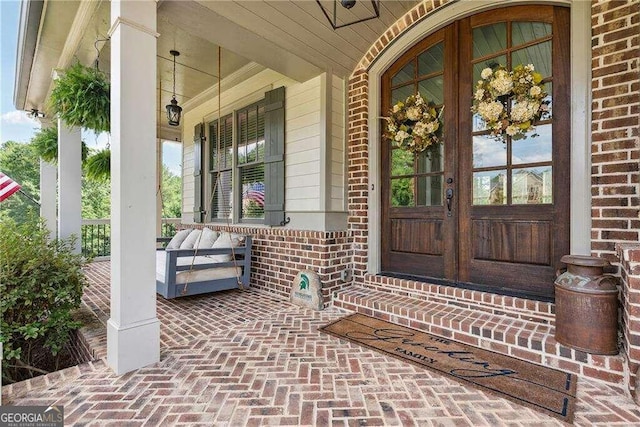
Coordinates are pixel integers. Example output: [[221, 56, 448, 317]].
[[82, 177, 110, 219], [0, 141, 40, 223], [161, 165, 182, 218], [0, 139, 182, 225]]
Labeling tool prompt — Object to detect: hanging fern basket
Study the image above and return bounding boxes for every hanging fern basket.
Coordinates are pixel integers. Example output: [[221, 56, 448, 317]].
[[84, 149, 111, 182], [31, 126, 59, 164], [49, 62, 110, 133], [31, 126, 89, 164]]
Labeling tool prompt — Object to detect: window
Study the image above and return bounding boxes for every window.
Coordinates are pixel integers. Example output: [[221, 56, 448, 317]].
[[193, 87, 285, 226], [208, 101, 266, 223], [470, 21, 554, 206], [209, 114, 233, 220], [237, 102, 265, 220], [389, 41, 445, 208]]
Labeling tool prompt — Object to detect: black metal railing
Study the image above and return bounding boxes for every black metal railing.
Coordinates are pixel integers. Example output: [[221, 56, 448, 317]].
[[81, 218, 181, 258]]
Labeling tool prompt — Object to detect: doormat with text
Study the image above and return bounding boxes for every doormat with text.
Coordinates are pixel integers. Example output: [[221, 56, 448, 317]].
[[319, 313, 576, 422]]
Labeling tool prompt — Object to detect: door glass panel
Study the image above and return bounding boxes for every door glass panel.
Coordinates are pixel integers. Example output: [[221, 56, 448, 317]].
[[512, 41, 552, 78], [473, 170, 507, 205], [512, 166, 552, 204], [417, 175, 443, 206], [391, 177, 415, 207], [473, 135, 507, 168], [541, 82, 553, 119], [392, 62, 415, 86], [512, 22, 552, 47], [418, 76, 444, 105], [392, 84, 414, 105], [418, 42, 444, 76], [417, 144, 444, 173], [391, 149, 414, 177], [472, 112, 488, 132], [473, 23, 507, 58], [472, 55, 507, 83], [512, 124, 552, 164]]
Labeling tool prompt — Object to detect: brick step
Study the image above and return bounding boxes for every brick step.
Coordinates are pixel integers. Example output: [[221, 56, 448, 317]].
[[360, 274, 557, 325], [332, 284, 626, 385]]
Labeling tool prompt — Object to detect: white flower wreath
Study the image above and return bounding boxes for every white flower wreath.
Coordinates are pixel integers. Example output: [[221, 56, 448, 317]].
[[384, 93, 443, 153], [472, 64, 549, 141]]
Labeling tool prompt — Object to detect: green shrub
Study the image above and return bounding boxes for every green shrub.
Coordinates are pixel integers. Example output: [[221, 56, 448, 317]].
[[0, 216, 88, 383]]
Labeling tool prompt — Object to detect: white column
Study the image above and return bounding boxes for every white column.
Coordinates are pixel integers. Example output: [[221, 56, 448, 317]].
[[40, 159, 58, 239], [57, 120, 82, 253], [107, 0, 160, 375], [156, 139, 163, 238]]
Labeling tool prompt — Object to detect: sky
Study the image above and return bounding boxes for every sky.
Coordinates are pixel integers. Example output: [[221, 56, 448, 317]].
[[0, 1, 182, 175], [0, 1, 40, 144]]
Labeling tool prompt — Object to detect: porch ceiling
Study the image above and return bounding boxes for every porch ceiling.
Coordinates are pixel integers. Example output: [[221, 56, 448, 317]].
[[194, 0, 421, 78], [16, 0, 418, 138]]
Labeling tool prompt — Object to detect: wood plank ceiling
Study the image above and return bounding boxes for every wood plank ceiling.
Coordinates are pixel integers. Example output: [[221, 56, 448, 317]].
[[196, 0, 421, 78]]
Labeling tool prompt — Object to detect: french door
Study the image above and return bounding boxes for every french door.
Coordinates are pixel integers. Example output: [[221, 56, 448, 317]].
[[381, 5, 570, 300]]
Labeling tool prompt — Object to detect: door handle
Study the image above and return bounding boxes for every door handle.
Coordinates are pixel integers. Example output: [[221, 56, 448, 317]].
[[445, 188, 454, 216]]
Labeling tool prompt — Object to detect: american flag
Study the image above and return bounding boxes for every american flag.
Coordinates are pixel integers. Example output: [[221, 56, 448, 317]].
[[0, 172, 21, 202], [244, 182, 265, 207]]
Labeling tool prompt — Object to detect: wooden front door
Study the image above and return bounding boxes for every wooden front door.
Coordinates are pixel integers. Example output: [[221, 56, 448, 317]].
[[381, 5, 570, 300]]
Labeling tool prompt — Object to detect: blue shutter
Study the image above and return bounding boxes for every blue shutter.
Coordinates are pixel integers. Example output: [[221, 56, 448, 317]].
[[263, 87, 286, 226], [193, 123, 205, 223]]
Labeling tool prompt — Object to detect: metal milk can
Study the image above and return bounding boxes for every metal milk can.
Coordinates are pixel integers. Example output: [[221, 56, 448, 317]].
[[554, 255, 619, 355]]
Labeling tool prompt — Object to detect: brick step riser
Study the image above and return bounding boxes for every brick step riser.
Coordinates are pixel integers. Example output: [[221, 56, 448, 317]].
[[362, 275, 556, 325], [333, 291, 627, 386]]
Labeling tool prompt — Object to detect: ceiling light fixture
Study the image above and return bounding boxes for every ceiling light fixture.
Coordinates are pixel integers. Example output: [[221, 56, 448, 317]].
[[28, 109, 45, 119], [166, 50, 183, 127], [316, 0, 380, 30]]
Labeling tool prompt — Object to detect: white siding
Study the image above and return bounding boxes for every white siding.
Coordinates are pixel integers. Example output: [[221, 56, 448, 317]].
[[284, 76, 323, 211], [330, 75, 345, 211], [182, 70, 326, 222]]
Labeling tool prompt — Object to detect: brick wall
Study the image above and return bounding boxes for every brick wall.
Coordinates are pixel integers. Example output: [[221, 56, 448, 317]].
[[180, 224, 351, 306], [591, 0, 640, 263], [619, 243, 640, 394], [347, 69, 370, 280]]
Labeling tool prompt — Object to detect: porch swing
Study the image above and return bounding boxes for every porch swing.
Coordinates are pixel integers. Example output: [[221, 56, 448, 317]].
[[155, 47, 252, 299]]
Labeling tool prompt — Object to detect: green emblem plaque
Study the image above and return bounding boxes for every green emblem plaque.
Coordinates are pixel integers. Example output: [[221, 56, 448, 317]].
[[291, 270, 323, 311]]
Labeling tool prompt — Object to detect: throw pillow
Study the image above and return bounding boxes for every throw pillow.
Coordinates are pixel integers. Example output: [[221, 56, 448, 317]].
[[166, 228, 193, 249], [180, 229, 202, 249], [196, 227, 219, 249], [208, 232, 245, 262]]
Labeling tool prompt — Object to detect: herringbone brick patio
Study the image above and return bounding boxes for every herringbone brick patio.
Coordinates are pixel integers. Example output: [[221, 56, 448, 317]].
[[2, 261, 640, 426]]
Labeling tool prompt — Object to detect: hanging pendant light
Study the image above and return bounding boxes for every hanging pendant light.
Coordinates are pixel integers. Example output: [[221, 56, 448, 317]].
[[166, 50, 183, 126], [316, 0, 380, 30]]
